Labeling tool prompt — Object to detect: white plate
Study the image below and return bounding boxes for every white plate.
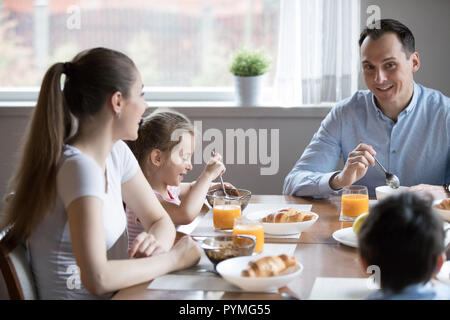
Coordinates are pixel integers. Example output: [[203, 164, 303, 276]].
[[332, 224, 450, 249], [216, 255, 303, 292], [245, 210, 319, 235], [433, 199, 450, 222], [332, 227, 358, 248], [436, 261, 450, 285]]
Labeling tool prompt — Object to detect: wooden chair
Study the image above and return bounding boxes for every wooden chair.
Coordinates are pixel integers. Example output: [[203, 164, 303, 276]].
[[0, 236, 38, 300]]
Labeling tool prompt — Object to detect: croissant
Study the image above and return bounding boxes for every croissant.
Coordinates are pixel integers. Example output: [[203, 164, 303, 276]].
[[436, 199, 450, 210], [261, 208, 314, 223], [241, 254, 297, 277]]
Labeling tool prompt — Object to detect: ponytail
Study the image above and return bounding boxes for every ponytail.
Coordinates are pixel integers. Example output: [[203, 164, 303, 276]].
[[1, 63, 69, 246]]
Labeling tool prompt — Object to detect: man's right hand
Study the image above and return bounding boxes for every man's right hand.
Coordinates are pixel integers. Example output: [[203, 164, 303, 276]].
[[330, 143, 376, 190]]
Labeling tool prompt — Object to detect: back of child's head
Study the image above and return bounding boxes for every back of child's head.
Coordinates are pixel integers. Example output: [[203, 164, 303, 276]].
[[127, 108, 194, 166], [358, 192, 445, 293]]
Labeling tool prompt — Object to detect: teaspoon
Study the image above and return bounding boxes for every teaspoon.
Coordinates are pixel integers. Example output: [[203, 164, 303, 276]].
[[373, 156, 400, 189]]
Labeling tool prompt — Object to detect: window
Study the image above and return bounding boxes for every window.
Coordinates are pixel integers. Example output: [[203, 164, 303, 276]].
[[0, 0, 280, 102]]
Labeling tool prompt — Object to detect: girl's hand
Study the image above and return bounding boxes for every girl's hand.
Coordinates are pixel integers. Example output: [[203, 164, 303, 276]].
[[128, 232, 166, 258], [203, 153, 226, 182]]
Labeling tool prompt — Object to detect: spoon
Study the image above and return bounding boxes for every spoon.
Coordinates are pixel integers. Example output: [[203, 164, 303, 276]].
[[373, 156, 400, 189], [211, 150, 230, 198]]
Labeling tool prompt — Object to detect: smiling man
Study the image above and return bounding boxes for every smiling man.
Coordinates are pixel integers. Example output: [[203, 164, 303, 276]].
[[283, 19, 450, 198]]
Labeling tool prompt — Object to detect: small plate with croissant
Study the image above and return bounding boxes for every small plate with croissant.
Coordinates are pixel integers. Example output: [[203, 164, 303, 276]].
[[246, 208, 319, 235], [216, 254, 303, 292], [433, 199, 450, 222]]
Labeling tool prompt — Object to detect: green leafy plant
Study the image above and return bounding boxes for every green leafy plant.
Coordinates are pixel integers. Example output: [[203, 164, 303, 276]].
[[229, 48, 271, 77]]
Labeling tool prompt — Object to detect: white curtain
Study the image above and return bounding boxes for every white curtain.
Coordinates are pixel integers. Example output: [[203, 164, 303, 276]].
[[274, 0, 360, 106]]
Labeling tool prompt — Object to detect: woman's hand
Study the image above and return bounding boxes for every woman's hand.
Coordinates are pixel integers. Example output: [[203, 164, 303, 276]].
[[171, 236, 201, 270], [128, 232, 166, 258]]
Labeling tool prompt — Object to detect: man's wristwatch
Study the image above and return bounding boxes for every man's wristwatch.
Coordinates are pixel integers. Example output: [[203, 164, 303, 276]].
[[444, 183, 450, 195], [329, 171, 342, 191]]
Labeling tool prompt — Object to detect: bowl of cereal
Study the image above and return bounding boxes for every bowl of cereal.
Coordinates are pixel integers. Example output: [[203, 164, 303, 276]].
[[206, 188, 252, 212], [200, 235, 255, 268]]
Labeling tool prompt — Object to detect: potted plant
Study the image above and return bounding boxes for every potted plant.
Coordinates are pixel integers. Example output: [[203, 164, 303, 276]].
[[229, 48, 271, 106]]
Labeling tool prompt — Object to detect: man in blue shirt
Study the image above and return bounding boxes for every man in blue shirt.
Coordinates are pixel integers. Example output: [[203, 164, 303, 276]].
[[283, 19, 450, 198]]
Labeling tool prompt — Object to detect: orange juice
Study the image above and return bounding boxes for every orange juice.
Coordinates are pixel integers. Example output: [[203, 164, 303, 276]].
[[213, 205, 241, 229], [341, 194, 369, 217], [233, 224, 264, 253]]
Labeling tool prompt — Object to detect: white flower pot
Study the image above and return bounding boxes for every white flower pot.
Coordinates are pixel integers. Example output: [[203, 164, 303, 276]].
[[233, 75, 265, 107]]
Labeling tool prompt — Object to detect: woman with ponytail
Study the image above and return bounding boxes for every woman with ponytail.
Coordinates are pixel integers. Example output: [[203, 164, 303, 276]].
[[0, 48, 200, 299]]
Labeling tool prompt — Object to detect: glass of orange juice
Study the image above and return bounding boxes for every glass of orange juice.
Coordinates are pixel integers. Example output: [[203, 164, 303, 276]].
[[213, 198, 242, 231], [340, 185, 369, 222], [233, 217, 264, 253]]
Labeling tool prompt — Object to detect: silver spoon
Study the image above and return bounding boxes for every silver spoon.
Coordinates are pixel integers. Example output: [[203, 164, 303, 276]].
[[211, 150, 230, 198], [373, 156, 400, 189]]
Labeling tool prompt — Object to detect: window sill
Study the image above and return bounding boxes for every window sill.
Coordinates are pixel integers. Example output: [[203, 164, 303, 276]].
[[0, 101, 333, 118]]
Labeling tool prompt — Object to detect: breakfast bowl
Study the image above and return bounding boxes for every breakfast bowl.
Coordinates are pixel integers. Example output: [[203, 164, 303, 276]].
[[216, 255, 303, 292], [200, 235, 256, 268], [206, 188, 252, 212], [433, 199, 450, 222], [375, 185, 409, 201]]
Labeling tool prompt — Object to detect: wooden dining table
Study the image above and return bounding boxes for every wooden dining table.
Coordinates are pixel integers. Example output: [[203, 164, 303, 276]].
[[112, 195, 368, 300]]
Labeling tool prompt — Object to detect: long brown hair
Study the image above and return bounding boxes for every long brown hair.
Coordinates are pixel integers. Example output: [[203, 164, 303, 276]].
[[1, 48, 136, 246]]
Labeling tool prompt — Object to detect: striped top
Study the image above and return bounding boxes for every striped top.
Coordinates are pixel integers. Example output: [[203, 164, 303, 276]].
[[126, 185, 181, 249]]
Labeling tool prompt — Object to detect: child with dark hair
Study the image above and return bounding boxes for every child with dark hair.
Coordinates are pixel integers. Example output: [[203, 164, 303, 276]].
[[358, 192, 450, 299]]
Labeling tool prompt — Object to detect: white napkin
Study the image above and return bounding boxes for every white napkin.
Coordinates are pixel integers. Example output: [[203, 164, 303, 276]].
[[308, 277, 379, 300], [148, 274, 241, 292]]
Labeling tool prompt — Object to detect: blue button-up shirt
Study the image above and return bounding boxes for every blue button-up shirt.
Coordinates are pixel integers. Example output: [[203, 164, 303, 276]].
[[283, 82, 450, 197]]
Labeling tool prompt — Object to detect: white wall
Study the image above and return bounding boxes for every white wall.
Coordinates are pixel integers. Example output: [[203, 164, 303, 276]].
[[359, 0, 450, 96]]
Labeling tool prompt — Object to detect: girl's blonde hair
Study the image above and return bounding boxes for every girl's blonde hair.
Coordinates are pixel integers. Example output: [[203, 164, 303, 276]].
[[127, 109, 195, 167], [1, 47, 136, 247]]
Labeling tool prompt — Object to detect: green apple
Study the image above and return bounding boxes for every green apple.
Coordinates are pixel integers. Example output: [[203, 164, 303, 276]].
[[352, 212, 369, 234]]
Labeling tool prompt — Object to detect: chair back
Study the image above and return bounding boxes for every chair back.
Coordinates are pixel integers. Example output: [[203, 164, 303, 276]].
[[0, 237, 38, 300]]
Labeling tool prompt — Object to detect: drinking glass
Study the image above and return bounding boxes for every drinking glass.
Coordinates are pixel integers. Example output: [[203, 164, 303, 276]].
[[340, 185, 369, 222], [212, 197, 242, 231], [233, 217, 264, 253]]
